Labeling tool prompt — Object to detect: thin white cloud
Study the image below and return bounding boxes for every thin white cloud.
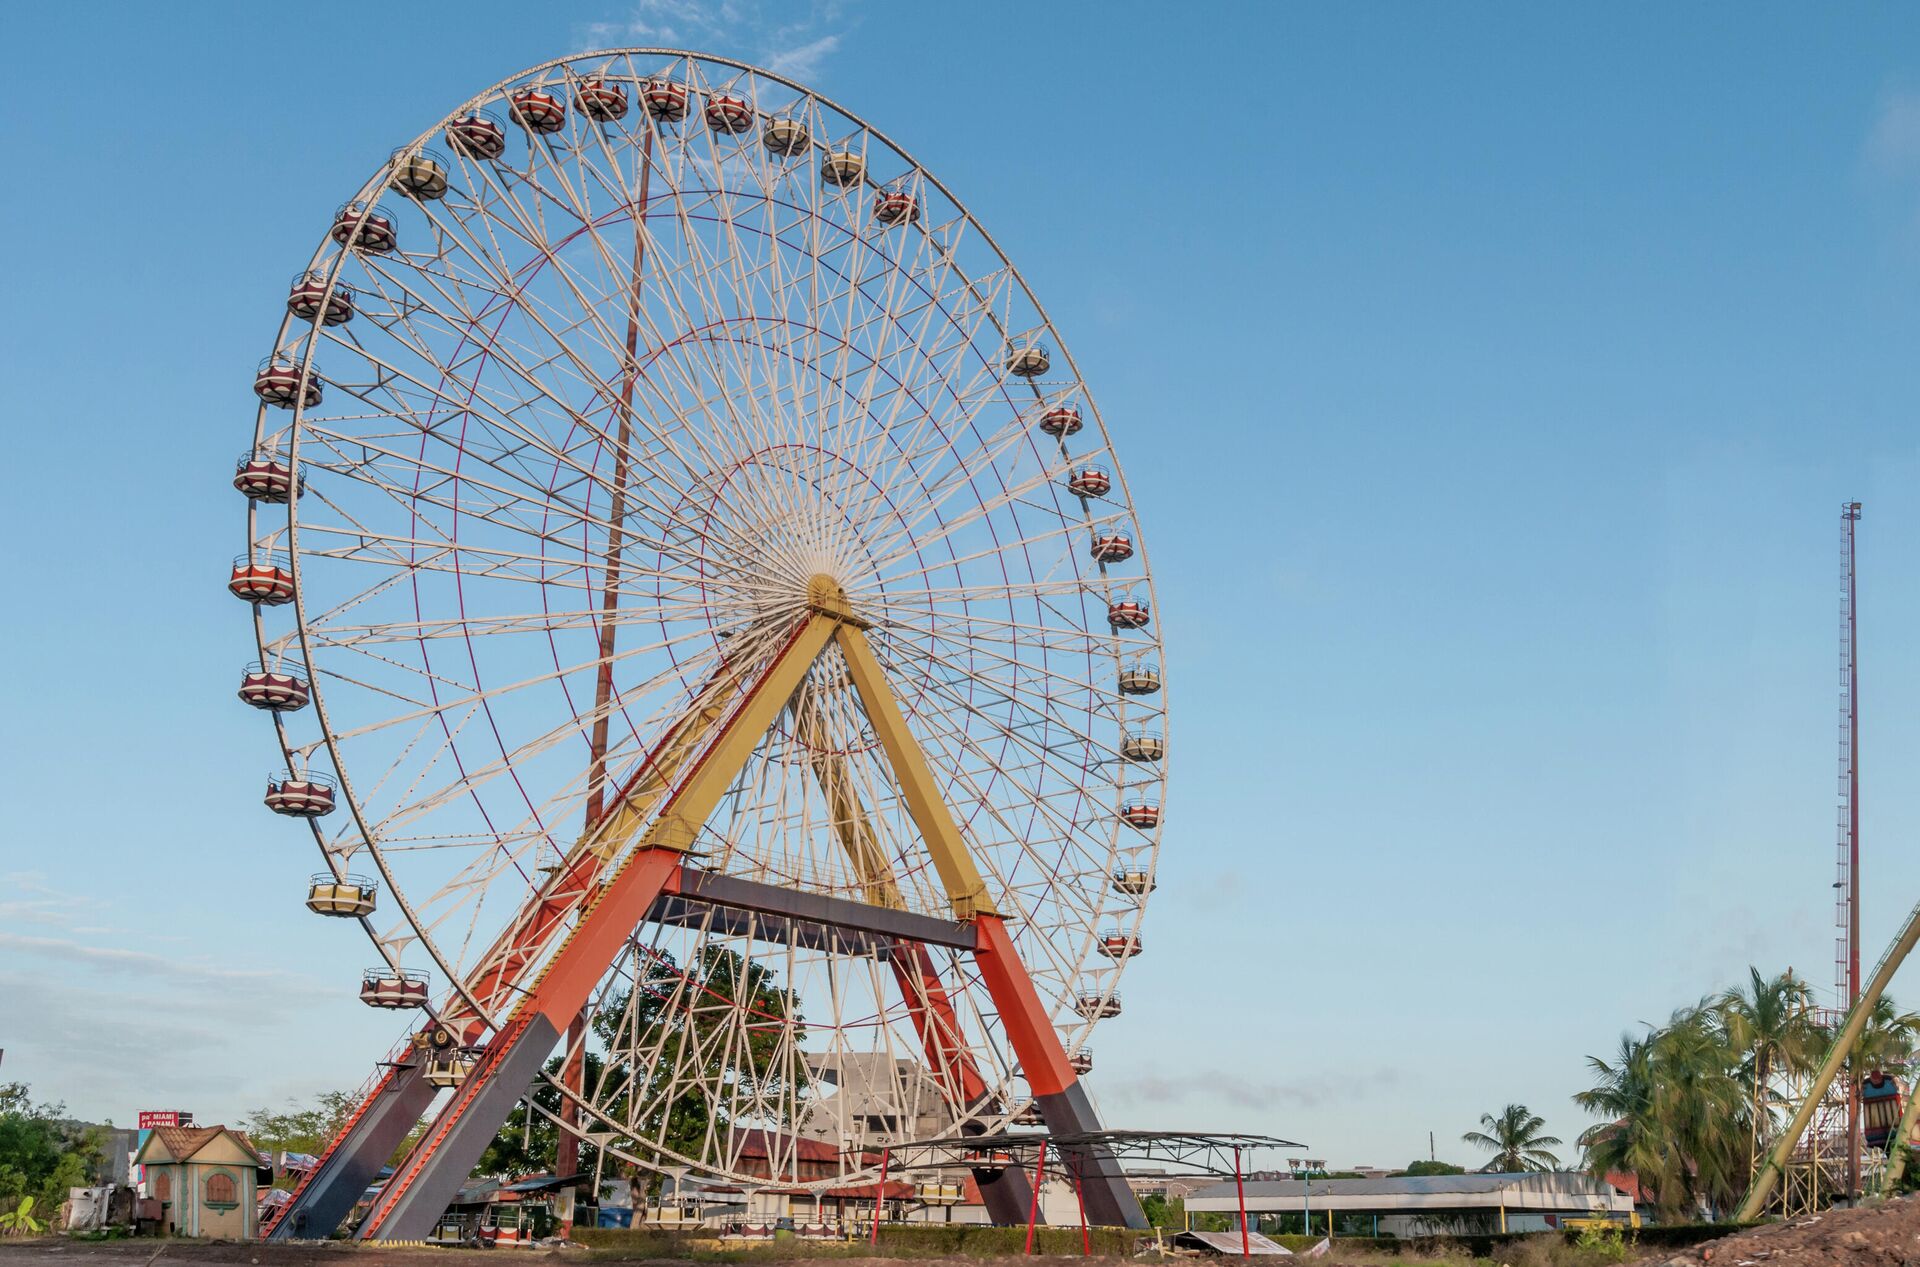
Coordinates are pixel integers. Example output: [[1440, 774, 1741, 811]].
[[1866, 88, 1920, 175], [0, 871, 110, 928], [0, 931, 317, 991], [576, 0, 856, 83], [764, 33, 841, 81], [1108, 1065, 1400, 1112]]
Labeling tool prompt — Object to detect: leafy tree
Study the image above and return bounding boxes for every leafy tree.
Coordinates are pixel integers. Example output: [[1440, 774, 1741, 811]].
[[241, 1089, 425, 1185], [1401, 1159, 1466, 1176], [1462, 1104, 1563, 1172], [241, 1090, 359, 1157], [474, 946, 801, 1189], [0, 1082, 106, 1228], [475, 1052, 606, 1180], [1844, 995, 1920, 1074], [1576, 1001, 1751, 1219], [587, 945, 801, 1189], [1139, 1193, 1184, 1228]]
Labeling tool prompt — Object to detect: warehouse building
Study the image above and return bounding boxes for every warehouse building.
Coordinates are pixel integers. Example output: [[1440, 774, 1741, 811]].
[[1184, 1171, 1637, 1237]]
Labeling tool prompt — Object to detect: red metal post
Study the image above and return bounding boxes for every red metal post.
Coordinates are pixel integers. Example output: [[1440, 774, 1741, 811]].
[[1073, 1154, 1090, 1256], [1025, 1141, 1049, 1256], [1843, 501, 1864, 1196], [1235, 1146, 1249, 1258], [871, 1147, 890, 1246]]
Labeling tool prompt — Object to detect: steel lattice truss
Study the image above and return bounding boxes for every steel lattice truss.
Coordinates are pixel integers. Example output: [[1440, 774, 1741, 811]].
[[239, 49, 1166, 1211]]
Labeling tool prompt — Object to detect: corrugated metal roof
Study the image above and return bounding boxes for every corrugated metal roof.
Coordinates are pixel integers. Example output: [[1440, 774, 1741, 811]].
[[1186, 1172, 1633, 1214], [1175, 1230, 1293, 1256]]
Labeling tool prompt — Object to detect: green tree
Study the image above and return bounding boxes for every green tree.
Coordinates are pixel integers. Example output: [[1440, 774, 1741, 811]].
[[1401, 1159, 1466, 1176], [0, 1083, 106, 1228], [241, 1089, 426, 1185], [471, 946, 801, 1188], [1139, 1193, 1184, 1228], [1844, 995, 1920, 1074], [1462, 1104, 1563, 1172], [1717, 970, 1819, 1099], [475, 1052, 606, 1179], [241, 1090, 359, 1157], [1576, 1002, 1750, 1220]]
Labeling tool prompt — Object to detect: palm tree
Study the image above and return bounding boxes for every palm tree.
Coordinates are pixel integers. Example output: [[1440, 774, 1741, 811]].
[[1463, 1104, 1563, 1172], [1715, 968, 1820, 1181], [1847, 995, 1920, 1074], [1576, 1002, 1751, 1220], [1717, 968, 1819, 1098]]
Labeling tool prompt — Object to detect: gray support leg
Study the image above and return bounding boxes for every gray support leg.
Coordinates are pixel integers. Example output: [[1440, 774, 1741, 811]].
[[267, 1059, 439, 1240], [361, 1014, 562, 1241], [1036, 1081, 1147, 1229], [975, 1158, 1037, 1225]]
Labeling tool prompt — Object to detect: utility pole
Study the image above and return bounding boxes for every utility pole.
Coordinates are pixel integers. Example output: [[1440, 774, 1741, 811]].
[[1840, 501, 1862, 1198]]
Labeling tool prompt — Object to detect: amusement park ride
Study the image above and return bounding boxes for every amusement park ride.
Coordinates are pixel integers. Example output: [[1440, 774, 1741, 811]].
[[230, 52, 1165, 1240], [1737, 503, 1920, 1219]]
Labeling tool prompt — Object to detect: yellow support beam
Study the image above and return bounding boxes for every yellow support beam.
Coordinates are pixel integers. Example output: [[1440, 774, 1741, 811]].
[[1880, 1077, 1920, 1196], [584, 658, 751, 860], [585, 574, 998, 921], [789, 688, 906, 911], [1739, 899, 1920, 1219], [834, 619, 996, 919]]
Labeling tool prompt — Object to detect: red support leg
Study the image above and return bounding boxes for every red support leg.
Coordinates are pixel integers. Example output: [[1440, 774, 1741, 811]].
[[872, 1147, 890, 1246], [1235, 1146, 1249, 1258], [554, 1009, 587, 1236], [1074, 1155, 1091, 1256], [357, 847, 687, 1240], [972, 915, 1146, 1230], [1025, 1141, 1049, 1256]]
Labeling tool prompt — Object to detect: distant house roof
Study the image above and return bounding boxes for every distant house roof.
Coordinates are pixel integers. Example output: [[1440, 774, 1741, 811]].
[[1186, 1172, 1633, 1216], [134, 1125, 267, 1169], [728, 1129, 843, 1165]]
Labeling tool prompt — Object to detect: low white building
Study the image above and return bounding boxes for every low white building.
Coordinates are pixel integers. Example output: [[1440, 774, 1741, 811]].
[[1185, 1172, 1636, 1237]]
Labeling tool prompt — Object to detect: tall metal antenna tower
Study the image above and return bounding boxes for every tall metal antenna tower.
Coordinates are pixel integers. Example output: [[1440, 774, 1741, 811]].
[[1839, 501, 1862, 1195]]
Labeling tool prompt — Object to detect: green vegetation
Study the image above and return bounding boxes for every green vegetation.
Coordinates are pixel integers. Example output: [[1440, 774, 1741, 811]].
[[0, 1082, 107, 1232], [1401, 1159, 1467, 1176], [1137, 1191, 1183, 1228], [241, 1089, 359, 1157], [1461, 1104, 1562, 1172], [0, 1195, 46, 1236], [241, 1088, 424, 1183], [1574, 966, 1920, 1219], [573, 1224, 1149, 1259]]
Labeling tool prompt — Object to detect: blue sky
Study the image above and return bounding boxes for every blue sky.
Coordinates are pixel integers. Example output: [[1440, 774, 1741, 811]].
[[7, 1, 1920, 1173]]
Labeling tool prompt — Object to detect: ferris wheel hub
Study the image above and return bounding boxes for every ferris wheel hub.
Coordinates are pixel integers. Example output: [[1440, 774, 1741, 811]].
[[805, 572, 870, 628]]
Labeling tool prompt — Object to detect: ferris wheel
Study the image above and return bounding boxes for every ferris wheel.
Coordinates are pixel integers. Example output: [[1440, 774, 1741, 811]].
[[232, 50, 1165, 1241]]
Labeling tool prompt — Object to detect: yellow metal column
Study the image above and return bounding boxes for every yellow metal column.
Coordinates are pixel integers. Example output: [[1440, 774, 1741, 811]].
[[834, 619, 996, 919]]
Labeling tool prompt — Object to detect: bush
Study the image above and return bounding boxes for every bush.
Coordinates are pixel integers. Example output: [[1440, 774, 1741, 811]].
[[876, 1224, 1146, 1256], [573, 1223, 1150, 1260]]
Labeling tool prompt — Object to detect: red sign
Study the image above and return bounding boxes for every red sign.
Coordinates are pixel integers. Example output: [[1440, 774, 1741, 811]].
[[138, 1111, 192, 1129]]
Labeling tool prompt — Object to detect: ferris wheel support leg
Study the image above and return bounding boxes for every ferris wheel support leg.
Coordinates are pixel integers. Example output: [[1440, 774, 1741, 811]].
[[360, 616, 840, 1242], [973, 916, 1146, 1230], [265, 1055, 439, 1240], [555, 1008, 588, 1220], [831, 606, 1142, 1228], [885, 947, 1038, 1226]]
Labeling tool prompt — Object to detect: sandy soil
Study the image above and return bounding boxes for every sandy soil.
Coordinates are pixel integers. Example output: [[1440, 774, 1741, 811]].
[[1633, 1197, 1920, 1267]]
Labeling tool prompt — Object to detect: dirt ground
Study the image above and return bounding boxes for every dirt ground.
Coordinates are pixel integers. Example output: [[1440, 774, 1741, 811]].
[[0, 1243, 1126, 1267], [1632, 1196, 1920, 1267]]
